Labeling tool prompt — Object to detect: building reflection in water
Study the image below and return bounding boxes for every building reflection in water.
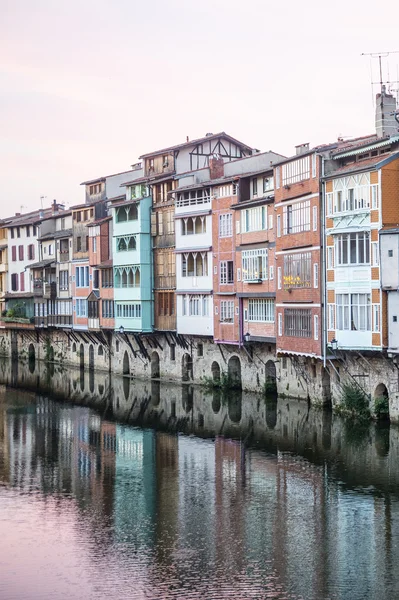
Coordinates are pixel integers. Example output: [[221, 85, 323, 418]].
[[0, 358, 399, 599]]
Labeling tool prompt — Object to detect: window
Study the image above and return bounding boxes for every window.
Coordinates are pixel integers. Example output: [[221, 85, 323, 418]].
[[372, 242, 379, 266], [88, 301, 99, 318], [333, 176, 371, 213], [76, 236, 82, 252], [326, 192, 333, 215], [116, 235, 137, 251], [336, 293, 371, 331], [158, 292, 174, 316], [114, 265, 141, 287], [277, 214, 281, 237], [182, 252, 208, 277], [92, 237, 97, 253], [275, 166, 280, 189], [314, 315, 319, 340], [11, 228, 14, 239], [101, 268, 114, 288], [102, 300, 115, 319], [176, 188, 210, 208], [373, 304, 380, 332], [269, 265, 274, 280], [48, 244, 53, 255], [328, 304, 334, 329], [241, 206, 266, 233], [220, 300, 234, 322], [59, 270, 69, 291], [170, 344, 176, 361], [284, 309, 312, 337], [18, 245, 24, 261], [252, 178, 258, 196], [278, 313, 282, 336], [181, 294, 209, 317], [313, 263, 319, 288], [116, 303, 142, 318], [11, 246, 16, 262], [283, 200, 310, 234], [218, 184, 236, 197], [312, 154, 317, 178], [11, 273, 18, 291], [248, 299, 274, 322], [76, 211, 82, 222], [327, 247, 333, 269], [242, 248, 268, 281], [268, 214, 273, 230], [283, 252, 311, 288], [76, 266, 89, 288], [181, 216, 206, 235], [75, 299, 87, 317], [277, 266, 282, 289], [371, 185, 378, 209], [312, 206, 318, 231], [220, 261, 234, 284], [282, 156, 310, 185], [115, 203, 138, 223], [263, 177, 274, 193], [93, 269, 99, 289], [26, 226, 30, 237], [20, 272, 25, 292], [197, 343, 204, 357], [219, 213, 233, 237], [32, 225, 37, 236], [17, 227, 20, 238], [334, 232, 370, 265], [28, 244, 35, 260]]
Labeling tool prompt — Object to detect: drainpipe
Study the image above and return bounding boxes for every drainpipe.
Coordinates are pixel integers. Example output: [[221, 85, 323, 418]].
[[321, 156, 327, 370]]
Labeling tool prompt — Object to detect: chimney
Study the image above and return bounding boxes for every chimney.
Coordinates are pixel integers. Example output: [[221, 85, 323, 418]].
[[295, 143, 310, 155], [52, 199, 58, 215], [15, 212, 21, 217], [209, 155, 224, 180], [375, 85, 399, 138]]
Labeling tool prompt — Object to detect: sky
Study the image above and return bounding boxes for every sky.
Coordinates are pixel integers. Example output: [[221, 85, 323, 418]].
[[0, 0, 398, 218]]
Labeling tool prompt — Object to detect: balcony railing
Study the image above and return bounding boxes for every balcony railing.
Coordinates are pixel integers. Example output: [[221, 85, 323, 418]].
[[35, 315, 73, 328], [59, 251, 69, 263]]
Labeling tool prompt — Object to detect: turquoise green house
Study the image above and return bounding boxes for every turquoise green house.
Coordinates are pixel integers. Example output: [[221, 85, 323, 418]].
[[111, 182, 153, 332]]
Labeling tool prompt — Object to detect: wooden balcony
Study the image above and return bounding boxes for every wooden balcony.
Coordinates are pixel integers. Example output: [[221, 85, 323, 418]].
[[35, 315, 73, 328], [33, 280, 57, 299]]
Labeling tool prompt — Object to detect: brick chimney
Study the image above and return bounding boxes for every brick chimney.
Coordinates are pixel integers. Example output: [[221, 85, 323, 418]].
[[376, 85, 399, 138], [209, 155, 224, 180], [52, 199, 58, 215]]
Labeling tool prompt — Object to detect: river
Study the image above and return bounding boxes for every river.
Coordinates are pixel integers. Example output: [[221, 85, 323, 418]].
[[0, 357, 398, 600]]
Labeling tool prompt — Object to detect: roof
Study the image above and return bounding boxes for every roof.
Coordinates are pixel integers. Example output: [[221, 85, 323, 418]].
[[97, 259, 112, 269], [106, 194, 126, 202], [110, 197, 140, 209], [87, 216, 112, 226], [4, 208, 54, 227], [139, 131, 253, 159], [4, 292, 34, 299], [70, 201, 97, 210], [80, 168, 137, 186], [29, 259, 56, 269], [324, 152, 399, 178]]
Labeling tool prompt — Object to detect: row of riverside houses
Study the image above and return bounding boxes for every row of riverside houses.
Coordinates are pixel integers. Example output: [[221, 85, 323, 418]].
[[1, 87, 399, 412]]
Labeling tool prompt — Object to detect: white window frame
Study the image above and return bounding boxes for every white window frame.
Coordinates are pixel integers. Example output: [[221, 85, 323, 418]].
[[313, 263, 319, 288], [277, 214, 281, 237], [327, 247, 333, 269], [372, 242, 379, 266], [248, 298, 275, 322], [328, 304, 334, 330], [219, 213, 233, 237], [314, 314, 319, 340], [277, 266, 282, 290], [373, 304, 380, 332], [220, 300, 234, 323], [278, 313, 282, 336], [242, 248, 268, 281], [312, 205, 318, 231]]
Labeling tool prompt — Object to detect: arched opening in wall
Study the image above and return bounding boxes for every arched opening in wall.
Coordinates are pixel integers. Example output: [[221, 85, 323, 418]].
[[321, 367, 332, 409], [265, 360, 277, 396], [123, 375, 130, 400], [182, 353, 193, 382], [228, 356, 242, 389], [89, 345, 94, 371], [98, 345, 103, 356], [212, 390, 221, 414], [47, 346, 54, 363], [228, 389, 242, 423], [80, 368, 85, 392], [98, 383, 104, 396], [123, 351, 130, 376], [79, 344, 85, 369], [151, 351, 160, 379], [72, 342, 76, 354], [211, 361, 221, 382], [28, 344, 35, 362], [151, 380, 161, 406], [89, 369, 95, 393], [182, 385, 194, 412], [374, 383, 390, 421], [265, 397, 278, 429]]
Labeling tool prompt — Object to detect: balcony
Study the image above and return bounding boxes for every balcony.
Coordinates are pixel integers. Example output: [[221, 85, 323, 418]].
[[33, 280, 57, 299], [59, 251, 69, 263], [35, 315, 73, 328]]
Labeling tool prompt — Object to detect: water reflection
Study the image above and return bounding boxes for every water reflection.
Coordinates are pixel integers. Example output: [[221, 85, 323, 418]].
[[1, 359, 399, 599]]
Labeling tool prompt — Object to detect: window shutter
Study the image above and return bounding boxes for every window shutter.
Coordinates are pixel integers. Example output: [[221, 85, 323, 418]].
[[151, 212, 157, 236]]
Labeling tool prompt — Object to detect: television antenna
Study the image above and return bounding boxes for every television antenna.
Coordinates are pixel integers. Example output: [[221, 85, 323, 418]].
[[362, 51, 399, 106]]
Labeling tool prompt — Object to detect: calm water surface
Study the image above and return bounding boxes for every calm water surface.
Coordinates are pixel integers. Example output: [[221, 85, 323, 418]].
[[0, 358, 398, 600]]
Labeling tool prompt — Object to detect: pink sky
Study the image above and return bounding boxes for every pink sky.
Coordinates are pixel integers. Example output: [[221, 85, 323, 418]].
[[0, 0, 398, 217]]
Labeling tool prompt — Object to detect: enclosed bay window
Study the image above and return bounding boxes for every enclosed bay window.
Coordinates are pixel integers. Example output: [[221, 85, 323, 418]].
[[282, 156, 310, 185], [334, 232, 370, 266], [283, 200, 310, 234], [284, 309, 312, 337], [181, 216, 206, 235], [242, 248, 268, 281], [241, 206, 266, 233], [114, 265, 141, 287], [283, 252, 311, 289], [115, 203, 138, 223], [116, 235, 136, 251], [247, 298, 274, 322], [219, 213, 233, 237], [220, 261, 234, 284], [176, 188, 210, 208], [181, 294, 209, 317], [220, 300, 234, 323], [336, 293, 371, 331]]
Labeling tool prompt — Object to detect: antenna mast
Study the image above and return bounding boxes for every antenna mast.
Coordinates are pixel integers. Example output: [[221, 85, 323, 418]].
[[362, 51, 399, 105]]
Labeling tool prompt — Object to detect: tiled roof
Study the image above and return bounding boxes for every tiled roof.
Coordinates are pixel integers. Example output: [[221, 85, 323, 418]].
[[139, 132, 253, 159]]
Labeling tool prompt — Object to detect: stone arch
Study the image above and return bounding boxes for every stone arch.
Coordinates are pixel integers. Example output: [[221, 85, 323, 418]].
[[28, 343, 35, 362], [123, 351, 130, 376], [72, 342, 76, 353], [182, 353, 193, 382], [151, 351, 160, 379], [228, 355, 242, 389], [89, 345, 94, 370], [228, 390, 242, 423], [265, 360, 277, 395], [211, 361, 221, 382], [375, 383, 389, 420], [79, 344, 85, 369], [98, 345, 103, 356], [321, 367, 332, 409]]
